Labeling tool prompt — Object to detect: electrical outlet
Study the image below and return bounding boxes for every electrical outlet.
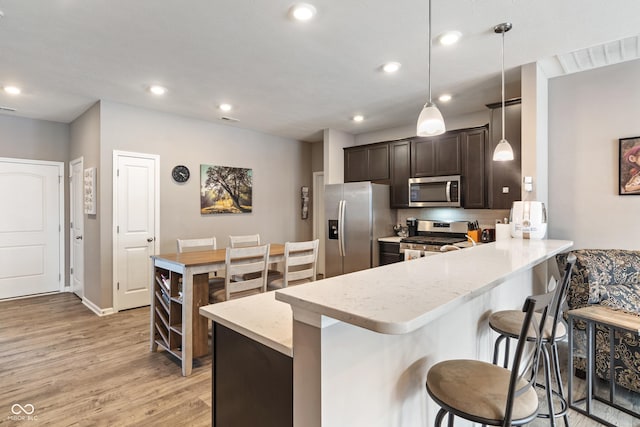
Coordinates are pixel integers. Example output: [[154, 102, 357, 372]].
[[502, 187, 509, 193]]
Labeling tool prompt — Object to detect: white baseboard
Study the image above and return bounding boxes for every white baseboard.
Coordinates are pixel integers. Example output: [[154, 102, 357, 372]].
[[82, 297, 115, 316]]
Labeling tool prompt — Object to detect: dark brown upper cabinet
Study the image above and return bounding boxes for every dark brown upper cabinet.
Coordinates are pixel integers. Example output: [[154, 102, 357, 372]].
[[344, 143, 390, 183], [389, 140, 410, 208], [486, 98, 522, 209], [410, 133, 461, 178], [461, 127, 488, 209]]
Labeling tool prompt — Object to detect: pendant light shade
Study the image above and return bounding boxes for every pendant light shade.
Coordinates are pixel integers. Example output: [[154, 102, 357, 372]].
[[417, 102, 446, 136], [492, 22, 514, 161], [416, 0, 445, 137]]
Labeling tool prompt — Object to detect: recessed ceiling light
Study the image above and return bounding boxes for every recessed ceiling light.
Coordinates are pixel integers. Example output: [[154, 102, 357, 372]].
[[149, 85, 167, 96], [219, 103, 233, 112], [289, 3, 316, 21], [439, 94, 452, 102], [352, 115, 364, 123], [439, 31, 462, 46], [4, 86, 21, 95], [382, 62, 401, 73]]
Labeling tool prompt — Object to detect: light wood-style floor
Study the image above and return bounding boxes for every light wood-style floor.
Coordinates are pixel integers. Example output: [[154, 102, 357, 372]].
[[0, 293, 211, 426], [1, 293, 638, 426]]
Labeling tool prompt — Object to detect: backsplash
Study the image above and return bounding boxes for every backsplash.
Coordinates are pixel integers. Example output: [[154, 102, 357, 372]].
[[396, 208, 511, 230]]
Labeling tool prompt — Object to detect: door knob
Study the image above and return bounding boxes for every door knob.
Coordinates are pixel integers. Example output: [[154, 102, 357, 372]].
[[75, 235, 83, 240], [147, 237, 154, 242]]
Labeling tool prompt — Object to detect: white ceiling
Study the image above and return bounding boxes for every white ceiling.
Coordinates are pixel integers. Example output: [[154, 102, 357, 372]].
[[0, 0, 639, 142]]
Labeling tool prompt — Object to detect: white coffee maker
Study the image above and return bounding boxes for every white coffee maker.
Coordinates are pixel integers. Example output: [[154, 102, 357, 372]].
[[510, 201, 547, 239]]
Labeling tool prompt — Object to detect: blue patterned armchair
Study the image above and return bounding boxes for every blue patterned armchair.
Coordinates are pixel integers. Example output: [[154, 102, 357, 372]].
[[557, 249, 640, 393]]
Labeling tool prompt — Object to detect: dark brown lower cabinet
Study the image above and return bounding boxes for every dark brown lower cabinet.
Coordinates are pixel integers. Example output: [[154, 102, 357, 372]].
[[379, 241, 403, 265], [213, 323, 293, 427]]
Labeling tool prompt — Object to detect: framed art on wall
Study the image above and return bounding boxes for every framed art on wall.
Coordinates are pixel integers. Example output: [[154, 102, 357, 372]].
[[83, 167, 97, 214], [200, 164, 253, 214], [619, 136, 640, 195]]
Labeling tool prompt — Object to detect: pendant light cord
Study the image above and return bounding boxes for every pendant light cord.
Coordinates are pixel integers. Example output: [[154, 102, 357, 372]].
[[501, 29, 506, 140], [427, 0, 432, 103]]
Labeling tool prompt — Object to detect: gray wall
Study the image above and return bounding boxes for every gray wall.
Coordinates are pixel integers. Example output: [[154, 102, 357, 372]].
[[92, 101, 313, 308], [0, 114, 71, 281], [548, 59, 640, 250], [69, 103, 102, 306]]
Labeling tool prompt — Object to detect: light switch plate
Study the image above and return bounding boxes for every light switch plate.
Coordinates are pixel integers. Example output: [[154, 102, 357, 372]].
[[502, 186, 509, 193]]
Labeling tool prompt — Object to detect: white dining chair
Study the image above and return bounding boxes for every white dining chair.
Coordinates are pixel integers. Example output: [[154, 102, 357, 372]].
[[212, 244, 270, 303], [228, 234, 282, 282], [268, 239, 319, 290], [176, 237, 225, 301]]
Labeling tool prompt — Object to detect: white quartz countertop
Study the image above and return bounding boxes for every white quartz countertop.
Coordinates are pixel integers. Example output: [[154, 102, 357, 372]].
[[275, 239, 573, 335], [378, 236, 403, 243], [199, 292, 293, 357]]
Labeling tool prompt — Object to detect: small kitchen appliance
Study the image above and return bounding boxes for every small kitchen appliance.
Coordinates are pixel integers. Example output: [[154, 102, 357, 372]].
[[399, 219, 469, 257], [406, 218, 418, 237], [509, 201, 547, 239], [408, 175, 461, 208]]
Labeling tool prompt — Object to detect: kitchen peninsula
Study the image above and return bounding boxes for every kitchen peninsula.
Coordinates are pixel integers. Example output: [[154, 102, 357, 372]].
[[200, 238, 572, 427]]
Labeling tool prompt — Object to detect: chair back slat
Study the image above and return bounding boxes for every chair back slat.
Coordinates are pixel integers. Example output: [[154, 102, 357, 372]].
[[177, 237, 217, 252], [229, 234, 261, 248], [281, 240, 319, 288], [223, 244, 269, 300]]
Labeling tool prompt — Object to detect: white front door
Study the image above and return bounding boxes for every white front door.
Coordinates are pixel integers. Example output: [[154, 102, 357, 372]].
[[0, 158, 63, 299], [113, 151, 159, 311], [70, 158, 84, 299]]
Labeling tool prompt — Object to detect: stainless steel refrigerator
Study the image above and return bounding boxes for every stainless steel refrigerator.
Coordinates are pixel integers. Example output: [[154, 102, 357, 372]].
[[325, 182, 394, 277]]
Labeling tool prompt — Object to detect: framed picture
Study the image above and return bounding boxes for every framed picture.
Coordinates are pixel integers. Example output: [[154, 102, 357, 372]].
[[619, 137, 640, 195], [200, 164, 253, 214], [83, 167, 97, 214]]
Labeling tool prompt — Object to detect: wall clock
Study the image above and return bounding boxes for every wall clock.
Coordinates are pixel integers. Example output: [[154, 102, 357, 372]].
[[172, 165, 190, 183]]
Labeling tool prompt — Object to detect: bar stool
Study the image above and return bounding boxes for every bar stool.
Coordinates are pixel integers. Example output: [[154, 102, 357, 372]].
[[426, 288, 556, 427], [488, 254, 576, 427]]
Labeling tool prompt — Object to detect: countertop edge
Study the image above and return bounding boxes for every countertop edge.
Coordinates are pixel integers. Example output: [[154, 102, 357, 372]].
[[276, 239, 573, 335]]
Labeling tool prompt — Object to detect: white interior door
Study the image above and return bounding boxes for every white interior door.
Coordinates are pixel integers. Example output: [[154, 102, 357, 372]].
[[313, 172, 325, 278], [0, 158, 63, 299], [70, 158, 84, 299], [113, 151, 159, 311]]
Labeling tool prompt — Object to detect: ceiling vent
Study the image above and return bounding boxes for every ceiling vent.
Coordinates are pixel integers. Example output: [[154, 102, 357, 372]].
[[220, 116, 239, 122], [0, 106, 16, 112], [558, 35, 640, 74]]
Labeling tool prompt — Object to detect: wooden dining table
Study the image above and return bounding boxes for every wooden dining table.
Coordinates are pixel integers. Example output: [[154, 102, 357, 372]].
[[150, 243, 285, 376]]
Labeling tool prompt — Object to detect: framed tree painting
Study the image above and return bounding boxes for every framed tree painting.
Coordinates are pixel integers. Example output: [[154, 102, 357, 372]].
[[200, 164, 253, 213], [619, 137, 640, 195]]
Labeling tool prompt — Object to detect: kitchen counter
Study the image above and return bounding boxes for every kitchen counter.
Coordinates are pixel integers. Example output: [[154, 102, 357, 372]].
[[201, 239, 573, 427], [276, 239, 571, 335], [377, 236, 403, 243], [199, 291, 292, 356]]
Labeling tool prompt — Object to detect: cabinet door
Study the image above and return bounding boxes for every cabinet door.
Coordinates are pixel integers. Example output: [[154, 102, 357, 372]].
[[390, 140, 410, 207], [462, 128, 487, 208], [434, 134, 461, 176], [344, 147, 368, 182], [368, 144, 390, 182], [411, 137, 435, 177], [488, 102, 521, 209]]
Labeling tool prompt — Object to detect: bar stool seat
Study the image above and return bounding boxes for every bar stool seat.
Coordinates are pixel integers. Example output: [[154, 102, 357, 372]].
[[489, 311, 567, 342], [427, 359, 538, 424]]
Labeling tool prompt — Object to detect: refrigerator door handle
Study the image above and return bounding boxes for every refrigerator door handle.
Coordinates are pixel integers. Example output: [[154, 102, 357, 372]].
[[339, 199, 346, 257], [446, 181, 452, 203]]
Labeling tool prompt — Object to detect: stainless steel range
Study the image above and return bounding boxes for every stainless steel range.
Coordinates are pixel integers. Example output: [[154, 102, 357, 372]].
[[399, 219, 469, 257]]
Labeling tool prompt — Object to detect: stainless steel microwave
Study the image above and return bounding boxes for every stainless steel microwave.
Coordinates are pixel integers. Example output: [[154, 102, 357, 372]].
[[408, 175, 461, 207]]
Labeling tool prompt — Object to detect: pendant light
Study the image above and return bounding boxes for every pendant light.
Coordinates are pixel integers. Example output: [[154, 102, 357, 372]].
[[492, 22, 514, 161], [416, 0, 445, 137]]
